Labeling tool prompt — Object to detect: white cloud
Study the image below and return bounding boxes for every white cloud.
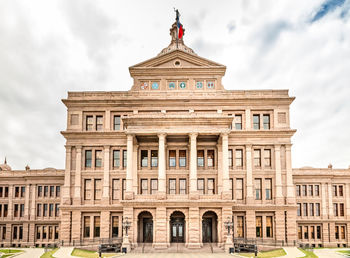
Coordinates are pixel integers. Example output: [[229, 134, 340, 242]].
[[0, 0, 349, 169]]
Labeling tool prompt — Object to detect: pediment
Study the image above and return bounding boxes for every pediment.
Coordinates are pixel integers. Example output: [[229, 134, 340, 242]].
[[130, 49, 225, 69]]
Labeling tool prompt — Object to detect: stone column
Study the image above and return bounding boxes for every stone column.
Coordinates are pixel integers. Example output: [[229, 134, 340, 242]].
[[8, 184, 13, 220], [24, 184, 30, 220], [245, 210, 255, 238], [188, 207, 201, 248], [286, 209, 297, 245], [71, 210, 81, 243], [222, 133, 231, 199], [321, 183, 328, 219], [246, 145, 254, 204], [328, 183, 333, 218], [60, 211, 72, 245], [274, 145, 283, 205], [100, 211, 110, 239], [346, 184, 350, 220], [105, 110, 111, 131], [285, 144, 295, 204], [122, 207, 134, 252], [63, 145, 72, 205], [245, 109, 251, 129], [154, 207, 167, 249], [102, 145, 110, 205], [222, 207, 233, 252], [125, 134, 134, 200], [189, 133, 199, 200], [73, 146, 82, 205], [275, 210, 285, 242], [157, 133, 166, 200]]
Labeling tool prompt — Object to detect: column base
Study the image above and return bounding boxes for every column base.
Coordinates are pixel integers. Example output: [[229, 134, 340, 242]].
[[157, 191, 166, 200], [101, 197, 110, 205], [122, 236, 131, 253], [224, 236, 233, 253], [222, 191, 232, 200], [73, 197, 81, 205], [189, 192, 199, 200], [246, 196, 254, 204], [187, 242, 201, 249], [275, 197, 284, 205], [124, 191, 134, 200], [62, 197, 71, 205]]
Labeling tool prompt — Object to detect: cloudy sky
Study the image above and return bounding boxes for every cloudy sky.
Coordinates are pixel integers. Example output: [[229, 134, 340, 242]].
[[0, 0, 349, 170]]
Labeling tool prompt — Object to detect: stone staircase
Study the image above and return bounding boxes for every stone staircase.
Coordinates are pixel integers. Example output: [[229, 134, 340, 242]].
[[131, 243, 225, 253]]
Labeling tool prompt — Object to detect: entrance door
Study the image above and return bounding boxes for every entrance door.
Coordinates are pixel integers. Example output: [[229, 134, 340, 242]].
[[171, 218, 185, 243], [143, 218, 153, 243], [202, 218, 212, 243]]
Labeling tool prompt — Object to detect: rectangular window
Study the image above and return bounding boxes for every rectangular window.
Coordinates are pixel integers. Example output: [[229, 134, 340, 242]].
[[207, 178, 215, 195], [43, 226, 47, 239], [86, 116, 94, 131], [297, 203, 301, 216], [38, 186, 43, 197], [315, 203, 320, 216], [55, 204, 59, 217], [254, 150, 261, 167], [263, 114, 270, 129], [49, 203, 54, 217], [36, 226, 41, 240], [169, 150, 176, 167], [112, 179, 120, 200], [151, 179, 158, 194], [341, 226, 346, 239], [85, 150, 92, 168], [44, 186, 48, 197], [235, 115, 242, 130], [228, 150, 233, 167], [113, 150, 120, 168], [197, 150, 204, 167], [21, 186, 25, 198], [304, 226, 309, 239], [266, 216, 273, 237], [236, 178, 243, 200], [151, 150, 158, 167], [141, 150, 148, 167], [14, 204, 18, 217], [237, 216, 244, 237], [315, 185, 320, 196], [50, 186, 54, 197], [20, 204, 24, 217], [123, 150, 127, 168], [298, 226, 302, 240], [56, 186, 60, 197], [55, 226, 59, 239], [253, 115, 260, 130], [317, 226, 321, 239], [4, 187, 8, 197], [340, 203, 344, 216], [197, 178, 205, 194], [255, 178, 262, 200], [94, 179, 102, 200], [207, 150, 214, 167], [112, 216, 119, 237], [296, 185, 301, 197], [335, 226, 339, 239], [0, 187, 2, 198], [96, 115, 103, 131], [236, 149, 243, 167], [122, 179, 126, 200], [4, 204, 8, 217], [308, 185, 313, 196], [302, 185, 307, 196], [141, 179, 148, 195], [265, 178, 272, 200], [179, 179, 186, 194], [15, 187, 19, 198], [43, 204, 48, 217], [179, 150, 186, 167], [84, 216, 90, 237], [169, 179, 176, 194], [114, 115, 121, 130], [94, 216, 100, 237], [339, 185, 344, 197], [333, 185, 337, 197], [84, 179, 92, 200], [334, 203, 339, 216], [303, 203, 308, 216], [264, 149, 271, 167], [95, 150, 102, 168], [256, 216, 262, 237], [310, 226, 315, 239], [309, 203, 314, 216]]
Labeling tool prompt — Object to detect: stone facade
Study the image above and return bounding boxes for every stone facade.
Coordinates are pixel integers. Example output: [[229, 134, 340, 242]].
[[0, 22, 349, 251]]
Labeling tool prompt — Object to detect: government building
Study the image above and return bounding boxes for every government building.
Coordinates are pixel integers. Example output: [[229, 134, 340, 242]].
[[0, 21, 350, 252]]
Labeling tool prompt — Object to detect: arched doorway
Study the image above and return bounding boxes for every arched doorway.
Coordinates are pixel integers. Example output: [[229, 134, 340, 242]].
[[202, 211, 218, 243], [170, 211, 185, 243], [138, 211, 153, 243]]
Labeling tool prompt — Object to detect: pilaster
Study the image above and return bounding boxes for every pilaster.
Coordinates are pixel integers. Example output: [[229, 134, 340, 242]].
[[285, 144, 295, 204], [102, 145, 110, 205], [154, 207, 167, 249], [125, 134, 134, 200], [246, 145, 254, 204], [71, 210, 81, 242], [73, 146, 82, 205], [100, 211, 110, 239], [157, 133, 166, 200], [221, 133, 231, 199], [63, 145, 72, 205], [189, 133, 199, 200], [274, 145, 283, 205], [187, 207, 201, 248]]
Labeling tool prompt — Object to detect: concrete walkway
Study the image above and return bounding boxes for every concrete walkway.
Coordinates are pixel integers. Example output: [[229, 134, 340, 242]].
[[123, 254, 233, 258], [282, 247, 306, 258], [313, 248, 350, 258], [52, 247, 75, 258], [15, 248, 45, 257]]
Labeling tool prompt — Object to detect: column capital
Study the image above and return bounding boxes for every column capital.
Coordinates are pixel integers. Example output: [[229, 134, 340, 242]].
[[285, 144, 292, 151], [157, 133, 167, 138], [189, 132, 198, 139], [245, 144, 252, 150], [274, 144, 281, 150], [221, 132, 229, 138], [65, 145, 72, 152], [76, 146, 82, 152], [104, 145, 110, 151]]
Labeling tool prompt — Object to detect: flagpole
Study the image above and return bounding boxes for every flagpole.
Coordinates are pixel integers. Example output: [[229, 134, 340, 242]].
[[175, 8, 178, 49]]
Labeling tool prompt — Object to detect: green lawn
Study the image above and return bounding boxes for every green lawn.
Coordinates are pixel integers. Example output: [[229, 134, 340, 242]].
[[298, 248, 318, 258], [338, 250, 350, 255], [40, 248, 59, 258], [71, 248, 118, 258], [0, 249, 23, 258], [238, 248, 286, 257]]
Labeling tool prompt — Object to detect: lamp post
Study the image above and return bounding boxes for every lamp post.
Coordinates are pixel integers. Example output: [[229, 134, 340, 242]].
[[122, 217, 131, 236], [224, 216, 234, 253]]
